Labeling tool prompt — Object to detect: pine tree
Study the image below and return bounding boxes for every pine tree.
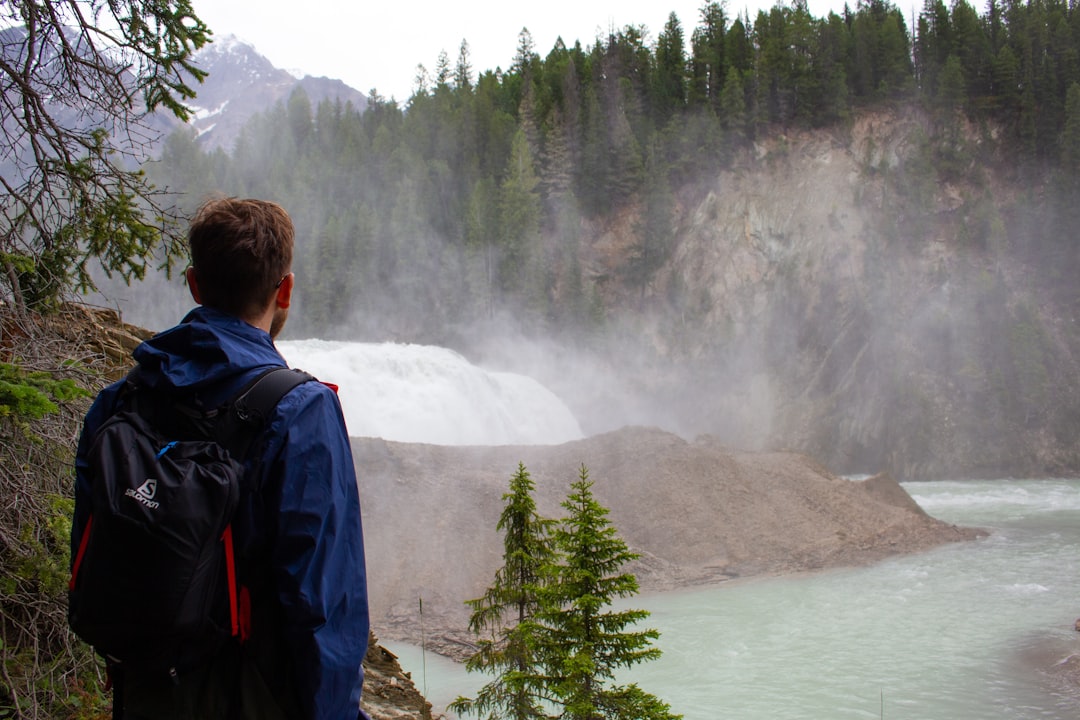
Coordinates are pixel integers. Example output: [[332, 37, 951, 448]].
[[627, 138, 674, 301], [538, 465, 679, 720], [653, 12, 688, 120], [497, 128, 543, 305], [456, 39, 475, 91], [1, 0, 211, 310], [435, 49, 452, 88], [450, 463, 558, 720], [1061, 82, 1080, 175], [689, 2, 727, 109], [720, 66, 748, 149]]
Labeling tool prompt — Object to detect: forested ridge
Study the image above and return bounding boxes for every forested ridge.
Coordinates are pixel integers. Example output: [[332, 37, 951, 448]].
[[148, 0, 1080, 344]]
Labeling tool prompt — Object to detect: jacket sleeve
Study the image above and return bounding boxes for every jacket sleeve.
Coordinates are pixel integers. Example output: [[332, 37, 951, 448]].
[[268, 382, 370, 720]]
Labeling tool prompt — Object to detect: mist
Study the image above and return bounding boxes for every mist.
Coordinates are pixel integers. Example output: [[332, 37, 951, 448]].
[[88, 0, 1080, 482], [94, 98, 1080, 483]]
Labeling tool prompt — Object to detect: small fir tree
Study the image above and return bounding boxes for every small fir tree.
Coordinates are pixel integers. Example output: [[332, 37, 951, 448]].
[[538, 465, 680, 720], [450, 463, 558, 720]]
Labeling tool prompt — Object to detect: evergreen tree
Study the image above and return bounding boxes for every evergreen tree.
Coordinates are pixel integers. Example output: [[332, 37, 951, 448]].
[[951, 0, 992, 99], [1063, 82, 1080, 172], [451, 463, 557, 720], [538, 465, 679, 720], [457, 39, 475, 91], [436, 49, 452, 88], [287, 87, 315, 149], [937, 54, 967, 144], [497, 128, 543, 307], [628, 138, 675, 301], [689, 2, 727, 109], [1, 0, 210, 310], [464, 177, 499, 319], [720, 66, 748, 148], [993, 43, 1020, 118], [725, 14, 754, 77], [653, 12, 688, 121], [814, 11, 852, 125]]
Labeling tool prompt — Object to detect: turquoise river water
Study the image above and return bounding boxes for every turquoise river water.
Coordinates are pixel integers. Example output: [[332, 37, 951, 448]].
[[384, 478, 1080, 719]]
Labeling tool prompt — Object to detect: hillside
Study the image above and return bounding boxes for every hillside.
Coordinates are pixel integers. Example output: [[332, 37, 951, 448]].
[[530, 106, 1080, 482]]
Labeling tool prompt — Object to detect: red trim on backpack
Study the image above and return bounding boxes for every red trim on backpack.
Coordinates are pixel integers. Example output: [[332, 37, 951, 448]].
[[69, 514, 93, 591], [238, 585, 251, 643], [320, 381, 339, 394], [221, 525, 239, 637]]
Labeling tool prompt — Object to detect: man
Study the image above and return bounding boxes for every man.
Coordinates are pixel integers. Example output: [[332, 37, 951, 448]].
[[72, 197, 369, 719]]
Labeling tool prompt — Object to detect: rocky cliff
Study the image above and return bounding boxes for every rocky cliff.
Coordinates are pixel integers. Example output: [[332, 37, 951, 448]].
[[512, 106, 1080, 481]]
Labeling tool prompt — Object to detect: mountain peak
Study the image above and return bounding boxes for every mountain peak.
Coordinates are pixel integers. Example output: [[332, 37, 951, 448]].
[[203, 33, 255, 55], [184, 37, 368, 151]]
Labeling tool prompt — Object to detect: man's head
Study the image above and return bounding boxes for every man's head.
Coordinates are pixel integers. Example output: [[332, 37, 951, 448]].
[[186, 198, 294, 336]]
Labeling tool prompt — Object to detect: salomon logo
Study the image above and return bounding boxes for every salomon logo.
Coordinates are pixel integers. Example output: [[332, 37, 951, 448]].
[[125, 479, 160, 509]]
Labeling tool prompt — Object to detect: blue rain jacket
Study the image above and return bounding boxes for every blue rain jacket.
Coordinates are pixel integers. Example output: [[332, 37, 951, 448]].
[[72, 306, 370, 720]]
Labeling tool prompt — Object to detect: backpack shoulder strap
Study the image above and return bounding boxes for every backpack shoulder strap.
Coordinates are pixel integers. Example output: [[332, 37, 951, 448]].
[[217, 367, 316, 457], [233, 367, 316, 424]]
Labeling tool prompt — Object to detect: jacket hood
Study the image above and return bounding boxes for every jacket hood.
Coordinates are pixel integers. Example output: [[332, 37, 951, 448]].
[[132, 306, 286, 394]]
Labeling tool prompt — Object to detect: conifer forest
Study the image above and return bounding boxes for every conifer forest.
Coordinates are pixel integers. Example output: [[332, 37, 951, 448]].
[[151, 0, 1080, 345]]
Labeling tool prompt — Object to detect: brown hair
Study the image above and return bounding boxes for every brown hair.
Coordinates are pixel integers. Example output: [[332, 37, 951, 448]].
[[187, 197, 293, 319]]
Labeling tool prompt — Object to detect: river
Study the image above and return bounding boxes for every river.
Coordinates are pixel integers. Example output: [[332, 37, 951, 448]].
[[385, 478, 1080, 719]]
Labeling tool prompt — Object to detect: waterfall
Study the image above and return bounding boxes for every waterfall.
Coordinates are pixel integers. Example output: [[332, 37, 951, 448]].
[[276, 339, 584, 445]]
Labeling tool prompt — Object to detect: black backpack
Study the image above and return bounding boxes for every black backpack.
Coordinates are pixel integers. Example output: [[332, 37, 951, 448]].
[[68, 366, 314, 680]]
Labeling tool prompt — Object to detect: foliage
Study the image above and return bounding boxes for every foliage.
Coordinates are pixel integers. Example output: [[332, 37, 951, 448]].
[[537, 465, 678, 720], [456, 464, 676, 720], [0, 362, 89, 421], [0, 0, 211, 311], [450, 463, 557, 720], [0, 309, 109, 718], [0, 5, 205, 705], [118, 0, 1080, 483]]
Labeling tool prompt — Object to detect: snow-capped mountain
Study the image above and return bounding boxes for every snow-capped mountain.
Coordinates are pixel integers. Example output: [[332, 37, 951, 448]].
[[2, 27, 368, 159], [186, 34, 369, 151]]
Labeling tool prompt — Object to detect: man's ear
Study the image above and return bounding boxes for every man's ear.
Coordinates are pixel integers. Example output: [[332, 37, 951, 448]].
[[276, 272, 294, 309], [186, 267, 202, 304]]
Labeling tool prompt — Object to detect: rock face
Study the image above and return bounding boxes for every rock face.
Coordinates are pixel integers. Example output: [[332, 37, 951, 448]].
[[500, 107, 1080, 482], [356, 426, 982, 658], [361, 631, 433, 720]]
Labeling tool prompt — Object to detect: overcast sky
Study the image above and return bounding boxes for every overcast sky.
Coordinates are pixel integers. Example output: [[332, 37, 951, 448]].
[[191, 0, 846, 103]]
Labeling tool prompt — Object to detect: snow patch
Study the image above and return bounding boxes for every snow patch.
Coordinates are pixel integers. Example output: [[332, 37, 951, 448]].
[[190, 99, 229, 121]]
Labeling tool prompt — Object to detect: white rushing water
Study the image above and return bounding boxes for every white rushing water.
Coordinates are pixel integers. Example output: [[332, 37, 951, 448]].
[[385, 479, 1080, 719], [276, 340, 583, 445]]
